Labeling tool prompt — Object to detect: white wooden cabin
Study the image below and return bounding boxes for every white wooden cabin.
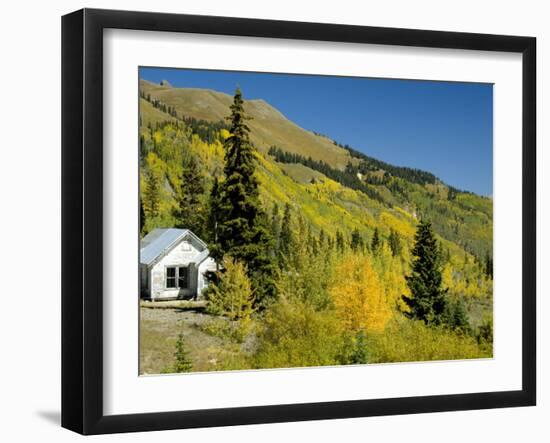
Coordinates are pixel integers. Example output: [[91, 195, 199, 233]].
[[139, 228, 216, 300]]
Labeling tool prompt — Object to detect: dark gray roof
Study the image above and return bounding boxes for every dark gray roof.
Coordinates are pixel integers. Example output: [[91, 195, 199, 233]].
[[140, 228, 208, 266]]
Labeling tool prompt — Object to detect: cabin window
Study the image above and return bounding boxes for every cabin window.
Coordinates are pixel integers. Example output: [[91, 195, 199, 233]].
[[166, 266, 188, 289], [181, 241, 191, 251], [166, 267, 177, 288]]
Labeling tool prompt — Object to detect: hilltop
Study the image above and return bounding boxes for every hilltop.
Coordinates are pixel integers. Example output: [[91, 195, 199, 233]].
[[140, 79, 351, 169]]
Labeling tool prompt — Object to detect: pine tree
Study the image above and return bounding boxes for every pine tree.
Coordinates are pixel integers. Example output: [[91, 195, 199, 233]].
[[278, 203, 293, 267], [444, 297, 471, 333], [306, 223, 318, 255], [217, 88, 276, 303], [349, 330, 369, 364], [371, 227, 381, 253], [485, 252, 493, 279], [336, 230, 345, 253], [401, 220, 448, 326], [270, 203, 282, 259], [327, 234, 334, 251], [388, 228, 402, 257], [319, 229, 326, 249], [173, 333, 193, 373], [350, 228, 364, 252], [139, 197, 145, 235], [174, 154, 206, 238], [143, 168, 160, 220], [207, 176, 223, 264]]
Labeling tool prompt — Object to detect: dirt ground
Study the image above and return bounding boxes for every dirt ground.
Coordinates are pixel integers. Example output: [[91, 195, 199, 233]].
[[140, 305, 218, 374], [139, 304, 246, 375]]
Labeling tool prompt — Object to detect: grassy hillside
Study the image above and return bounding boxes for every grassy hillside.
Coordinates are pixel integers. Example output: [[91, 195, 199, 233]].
[[140, 79, 351, 168], [139, 79, 492, 263]]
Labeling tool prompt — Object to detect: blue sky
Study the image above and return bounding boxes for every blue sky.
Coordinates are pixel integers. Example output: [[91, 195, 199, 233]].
[[140, 67, 493, 196]]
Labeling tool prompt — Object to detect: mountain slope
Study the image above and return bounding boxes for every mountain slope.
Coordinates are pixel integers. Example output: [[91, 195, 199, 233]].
[[140, 79, 351, 168], [140, 80, 492, 259]]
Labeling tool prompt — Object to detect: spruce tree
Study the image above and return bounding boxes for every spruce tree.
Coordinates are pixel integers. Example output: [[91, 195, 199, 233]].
[[402, 220, 448, 326], [173, 333, 193, 373], [444, 297, 471, 333], [270, 203, 282, 259], [278, 203, 293, 267], [319, 229, 326, 249], [217, 88, 275, 303], [349, 330, 369, 364], [388, 228, 402, 257], [350, 228, 364, 252], [306, 223, 318, 255], [485, 252, 493, 279], [143, 168, 160, 220], [371, 227, 381, 253], [336, 230, 345, 253], [174, 154, 206, 238], [207, 176, 223, 263], [327, 234, 334, 251], [139, 197, 145, 235]]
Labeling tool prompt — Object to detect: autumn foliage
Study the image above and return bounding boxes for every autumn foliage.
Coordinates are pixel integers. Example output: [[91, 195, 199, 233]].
[[330, 255, 392, 334], [139, 85, 493, 373]]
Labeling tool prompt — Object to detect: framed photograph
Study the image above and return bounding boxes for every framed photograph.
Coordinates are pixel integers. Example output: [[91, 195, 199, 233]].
[[61, 8, 536, 435]]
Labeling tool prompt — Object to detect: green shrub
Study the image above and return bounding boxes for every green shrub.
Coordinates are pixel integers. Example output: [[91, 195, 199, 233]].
[[366, 318, 489, 363], [253, 298, 344, 369]]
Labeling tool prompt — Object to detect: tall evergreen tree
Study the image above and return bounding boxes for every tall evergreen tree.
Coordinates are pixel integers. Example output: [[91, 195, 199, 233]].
[[319, 229, 326, 249], [306, 223, 318, 255], [327, 234, 334, 251], [143, 168, 160, 220], [173, 154, 206, 238], [350, 228, 364, 252], [336, 230, 345, 253], [402, 220, 448, 325], [349, 330, 369, 364], [270, 203, 282, 259], [443, 297, 471, 333], [371, 227, 381, 253], [484, 252, 493, 279], [139, 197, 145, 235], [217, 88, 276, 303], [207, 176, 223, 264], [278, 203, 293, 267], [388, 228, 402, 257]]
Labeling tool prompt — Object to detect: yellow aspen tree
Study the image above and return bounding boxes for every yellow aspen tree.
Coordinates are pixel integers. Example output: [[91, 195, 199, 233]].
[[330, 255, 392, 334]]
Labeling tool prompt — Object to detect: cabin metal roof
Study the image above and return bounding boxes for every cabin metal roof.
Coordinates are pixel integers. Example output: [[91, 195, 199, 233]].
[[139, 228, 208, 266]]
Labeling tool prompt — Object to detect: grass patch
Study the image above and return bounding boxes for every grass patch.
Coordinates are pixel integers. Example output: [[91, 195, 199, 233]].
[[140, 299, 207, 310], [366, 318, 492, 363], [139, 306, 250, 375]]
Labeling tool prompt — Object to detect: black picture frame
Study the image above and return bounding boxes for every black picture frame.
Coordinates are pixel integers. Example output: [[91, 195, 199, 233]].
[[61, 8, 536, 435]]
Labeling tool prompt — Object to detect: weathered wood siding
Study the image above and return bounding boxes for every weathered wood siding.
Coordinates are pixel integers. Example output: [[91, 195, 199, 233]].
[[149, 240, 201, 300]]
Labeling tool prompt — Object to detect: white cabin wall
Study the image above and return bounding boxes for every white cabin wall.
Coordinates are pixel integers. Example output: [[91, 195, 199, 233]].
[[149, 240, 201, 299], [197, 257, 217, 298]]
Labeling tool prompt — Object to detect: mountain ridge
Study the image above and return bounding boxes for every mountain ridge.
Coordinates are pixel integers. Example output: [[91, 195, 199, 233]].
[[139, 81, 492, 260], [140, 79, 482, 197]]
